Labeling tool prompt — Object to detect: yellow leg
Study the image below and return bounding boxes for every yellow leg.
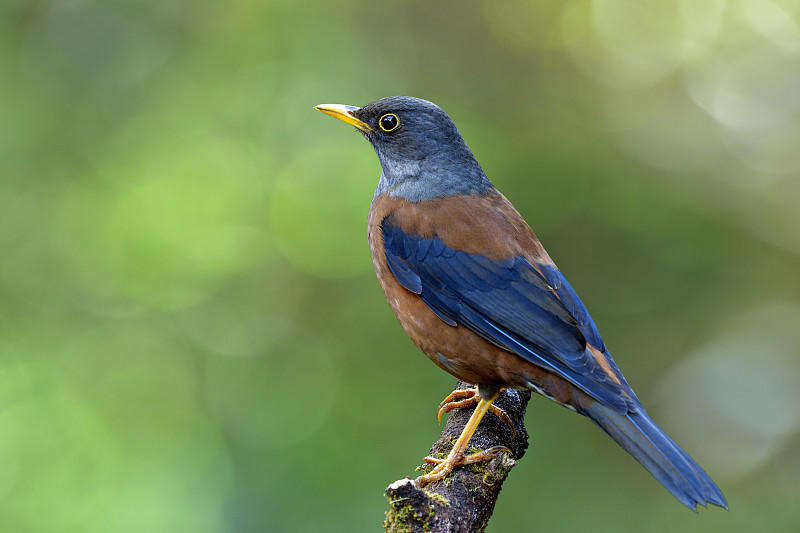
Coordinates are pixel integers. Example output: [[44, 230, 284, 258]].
[[416, 390, 510, 486], [436, 387, 516, 437]]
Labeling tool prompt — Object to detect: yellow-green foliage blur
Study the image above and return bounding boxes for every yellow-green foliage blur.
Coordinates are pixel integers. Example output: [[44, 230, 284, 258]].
[[2, 1, 799, 531]]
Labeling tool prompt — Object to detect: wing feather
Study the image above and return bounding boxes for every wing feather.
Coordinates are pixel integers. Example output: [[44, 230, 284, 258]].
[[382, 220, 637, 412]]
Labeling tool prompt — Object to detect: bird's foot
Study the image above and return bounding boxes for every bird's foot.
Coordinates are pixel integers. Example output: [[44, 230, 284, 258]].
[[415, 388, 511, 486], [416, 446, 511, 486], [436, 387, 516, 437]]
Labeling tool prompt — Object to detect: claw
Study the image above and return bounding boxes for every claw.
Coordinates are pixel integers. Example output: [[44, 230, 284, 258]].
[[423, 446, 511, 466], [435, 387, 516, 437], [416, 390, 511, 487]]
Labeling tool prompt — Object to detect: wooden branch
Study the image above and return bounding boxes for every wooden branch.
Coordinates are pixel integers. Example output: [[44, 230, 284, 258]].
[[384, 382, 532, 533]]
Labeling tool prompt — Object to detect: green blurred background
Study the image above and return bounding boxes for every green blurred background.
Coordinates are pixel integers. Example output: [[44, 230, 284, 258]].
[[2, 0, 800, 531]]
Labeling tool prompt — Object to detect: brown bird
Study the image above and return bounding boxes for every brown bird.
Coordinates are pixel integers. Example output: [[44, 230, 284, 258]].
[[315, 96, 727, 511]]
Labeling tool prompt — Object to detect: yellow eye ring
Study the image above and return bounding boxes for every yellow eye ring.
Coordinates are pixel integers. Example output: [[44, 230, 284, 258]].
[[379, 113, 400, 132]]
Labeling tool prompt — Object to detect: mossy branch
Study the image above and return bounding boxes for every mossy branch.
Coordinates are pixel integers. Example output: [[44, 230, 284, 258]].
[[384, 382, 531, 533]]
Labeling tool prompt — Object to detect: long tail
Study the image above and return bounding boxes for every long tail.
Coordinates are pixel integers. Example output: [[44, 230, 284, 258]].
[[582, 401, 728, 511]]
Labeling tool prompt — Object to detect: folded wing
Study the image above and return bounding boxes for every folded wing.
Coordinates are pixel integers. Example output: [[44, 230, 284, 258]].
[[382, 219, 638, 413]]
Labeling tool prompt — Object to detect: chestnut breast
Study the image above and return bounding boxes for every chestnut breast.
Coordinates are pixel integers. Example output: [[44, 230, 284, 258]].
[[366, 190, 575, 401]]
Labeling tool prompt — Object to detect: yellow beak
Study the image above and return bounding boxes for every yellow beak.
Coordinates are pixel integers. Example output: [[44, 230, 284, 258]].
[[314, 104, 373, 133]]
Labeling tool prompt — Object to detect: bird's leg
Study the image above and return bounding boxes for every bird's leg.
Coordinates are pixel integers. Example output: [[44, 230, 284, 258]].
[[436, 386, 516, 437], [416, 390, 510, 486]]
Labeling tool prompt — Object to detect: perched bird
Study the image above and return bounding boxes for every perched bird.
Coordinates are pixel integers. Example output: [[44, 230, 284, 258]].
[[315, 96, 727, 511]]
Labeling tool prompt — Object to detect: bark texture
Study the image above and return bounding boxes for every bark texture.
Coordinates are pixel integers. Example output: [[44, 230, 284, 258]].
[[384, 382, 532, 533]]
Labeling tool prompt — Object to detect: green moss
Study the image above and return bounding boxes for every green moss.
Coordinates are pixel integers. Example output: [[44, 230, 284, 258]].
[[384, 494, 433, 532], [424, 490, 450, 507], [462, 448, 514, 488]]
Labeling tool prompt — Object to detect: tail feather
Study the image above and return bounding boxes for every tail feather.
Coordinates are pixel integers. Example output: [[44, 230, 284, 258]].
[[583, 401, 728, 511]]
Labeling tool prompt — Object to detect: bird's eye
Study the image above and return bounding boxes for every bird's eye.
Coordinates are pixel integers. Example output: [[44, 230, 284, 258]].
[[379, 113, 400, 132]]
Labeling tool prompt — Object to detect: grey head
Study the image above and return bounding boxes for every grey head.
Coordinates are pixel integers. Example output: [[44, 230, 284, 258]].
[[319, 96, 493, 202]]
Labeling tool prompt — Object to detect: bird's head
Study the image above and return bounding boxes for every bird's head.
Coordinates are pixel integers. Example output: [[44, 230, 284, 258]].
[[315, 96, 491, 202]]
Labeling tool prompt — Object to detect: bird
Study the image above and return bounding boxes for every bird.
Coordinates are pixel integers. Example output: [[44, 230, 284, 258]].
[[314, 96, 727, 511]]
